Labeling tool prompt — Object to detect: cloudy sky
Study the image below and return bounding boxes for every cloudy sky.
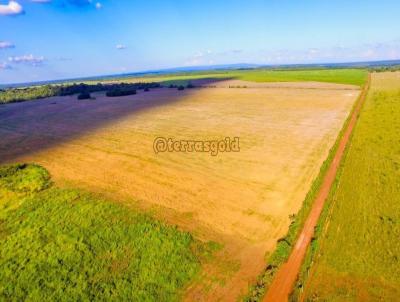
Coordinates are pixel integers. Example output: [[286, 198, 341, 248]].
[[1, 0, 400, 84]]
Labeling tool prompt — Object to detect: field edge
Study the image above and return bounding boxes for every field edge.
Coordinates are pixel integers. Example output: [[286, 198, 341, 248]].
[[242, 74, 370, 302]]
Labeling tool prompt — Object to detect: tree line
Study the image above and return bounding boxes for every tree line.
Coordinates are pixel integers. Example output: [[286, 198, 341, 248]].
[[0, 82, 161, 104]]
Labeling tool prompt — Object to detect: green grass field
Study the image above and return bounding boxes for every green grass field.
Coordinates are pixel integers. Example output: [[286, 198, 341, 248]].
[[127, 68, 368, 87], [233, 69, 368, 86], [0, 164, 216, 301], [296, 72, 400, 301]]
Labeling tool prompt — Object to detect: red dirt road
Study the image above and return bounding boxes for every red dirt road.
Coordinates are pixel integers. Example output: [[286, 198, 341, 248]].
[[263, 74, 371, 302]]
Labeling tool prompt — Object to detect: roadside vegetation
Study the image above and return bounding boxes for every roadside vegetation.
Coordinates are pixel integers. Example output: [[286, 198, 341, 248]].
[[294, 72, 400, 301], [0, 163, 216, 301]]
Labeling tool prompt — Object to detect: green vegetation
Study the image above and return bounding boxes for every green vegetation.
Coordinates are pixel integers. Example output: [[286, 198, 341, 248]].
[[77, 92, 92, 100], [231, 69, 368, 86], [106, 88, 137, 97], [134, 68, 367, 87], [126, 68, 367, 87], [0, 82, 160, 104], [370, 65, 400, 72], [295, 75, 400, 301], [0, 164, 214, 301]]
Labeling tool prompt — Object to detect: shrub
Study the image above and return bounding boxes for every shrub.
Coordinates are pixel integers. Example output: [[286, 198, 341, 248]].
[[187, 82, 195, 89], [0, 163, 50, 193], [106, 89, 137, 97], [77, 92, 91, 100], [144, 87, 149, 92], [177, 85, 185, 91]]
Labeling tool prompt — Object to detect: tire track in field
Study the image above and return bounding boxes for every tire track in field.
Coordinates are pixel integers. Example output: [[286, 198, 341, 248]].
[[263, 73, 371, 302]]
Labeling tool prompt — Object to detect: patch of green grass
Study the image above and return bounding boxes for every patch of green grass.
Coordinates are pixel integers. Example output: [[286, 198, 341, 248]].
[[0, 164, 213, 301], [233, 69, 368, 86], [0, 163, 50, 193], [132, 69, 368, 87], [298, 75, 400, 300]]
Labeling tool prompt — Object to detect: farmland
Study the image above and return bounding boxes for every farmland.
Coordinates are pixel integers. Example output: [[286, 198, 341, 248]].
[[0, 68, 367, 105], [0, 164, 216, 301], [297, 72, 400, 301], [0, 75, 361, 300], [91, 68, 368, 87]]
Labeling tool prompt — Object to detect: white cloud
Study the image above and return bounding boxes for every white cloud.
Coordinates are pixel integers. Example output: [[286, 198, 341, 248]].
[[95, 2, 102, 9], [0, 62, 12, 70], [0, 41, 15, 49], [116, 44, 126, 50], [0, 1, 24, 16], [185, 50, 213, 65], [8, 54, 45, 65], [56, 56, 72, 61], [259, 40, 400, 64]]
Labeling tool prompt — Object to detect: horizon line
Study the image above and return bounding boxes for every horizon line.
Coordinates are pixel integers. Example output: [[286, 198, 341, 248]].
[[1, 58, 399, 88]]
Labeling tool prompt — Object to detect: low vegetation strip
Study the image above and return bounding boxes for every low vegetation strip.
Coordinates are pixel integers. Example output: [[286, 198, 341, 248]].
[[0, 82, 160, 104], [297, 72, 400, 301], [233, 69, 368, 86], [0, 164, 215, 301]]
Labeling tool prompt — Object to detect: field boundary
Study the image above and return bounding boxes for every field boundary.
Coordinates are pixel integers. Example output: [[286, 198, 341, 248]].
[[242, 74, 370, 301], [262, 73, 371, 301]]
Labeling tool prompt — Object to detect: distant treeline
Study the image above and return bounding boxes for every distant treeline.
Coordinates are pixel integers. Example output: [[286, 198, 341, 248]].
[[0, 82, 161, 104], [370, 65, 400, 72]]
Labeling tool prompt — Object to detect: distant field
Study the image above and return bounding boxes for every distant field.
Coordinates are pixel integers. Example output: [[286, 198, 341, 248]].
[[299, 72, 400, 300], [0, 68, 367, 105], [0, 80, 359, 300], [102, 68, 368, 87], [233, 69, 368, 86], [0, 164, 214, 301]]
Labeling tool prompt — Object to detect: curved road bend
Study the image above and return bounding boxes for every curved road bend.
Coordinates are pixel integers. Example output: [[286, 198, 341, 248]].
[[263, 74, 371, 302]]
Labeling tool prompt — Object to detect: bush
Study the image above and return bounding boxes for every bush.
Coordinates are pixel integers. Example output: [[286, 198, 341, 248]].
[[77, 92, 91, 100], [144, 87, 150, 92], [0, 163, 50, 193], [106, 89, 136, 97], [0, 163, 216, 302], [177, 85, 185, 91], [187, 82, 195, 89]]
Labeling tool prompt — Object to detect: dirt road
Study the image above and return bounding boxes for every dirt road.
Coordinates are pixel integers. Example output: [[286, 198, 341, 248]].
[[263, 74, 371, 302]]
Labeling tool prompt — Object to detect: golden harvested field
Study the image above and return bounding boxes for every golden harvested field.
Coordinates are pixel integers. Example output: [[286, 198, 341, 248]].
[[0, 80, 359, 300]]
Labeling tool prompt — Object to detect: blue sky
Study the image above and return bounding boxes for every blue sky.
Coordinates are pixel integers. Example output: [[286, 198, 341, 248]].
[[0, 0, 400, 84]]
